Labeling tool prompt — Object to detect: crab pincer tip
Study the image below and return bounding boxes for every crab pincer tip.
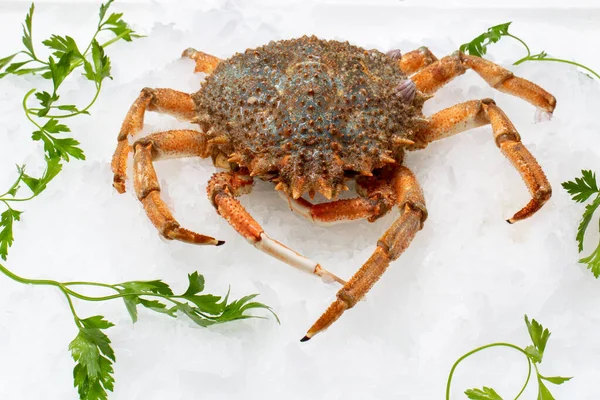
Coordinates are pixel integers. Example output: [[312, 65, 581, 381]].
[[216, 240, 226, 246], [300, 335, 312, 342], [506, 218, 515, 225]]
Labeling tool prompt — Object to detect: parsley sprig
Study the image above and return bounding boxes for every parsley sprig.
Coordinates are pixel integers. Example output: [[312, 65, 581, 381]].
[[0, 1, 141, 260], [0, 3, 277, 399], [460, 22, 600, 80], [0, 265, 277, 399], [446, 315, 571, 400], [562, 171, 600, 278]]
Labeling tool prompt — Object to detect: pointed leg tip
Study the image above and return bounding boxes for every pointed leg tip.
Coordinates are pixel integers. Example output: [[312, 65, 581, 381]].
[[216, 240, 225, 246], [506, 218, 515, 224], [113, 179, 126, 194], [300, 335, 311, 342]]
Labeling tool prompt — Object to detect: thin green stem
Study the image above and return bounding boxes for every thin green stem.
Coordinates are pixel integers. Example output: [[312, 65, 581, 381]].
[[41, 82, 102, 119], [2, 195, 37, 202], [525, 57, 600, 80], [507, 33, 531, 58], [63, 281, 116, 289], [0, 263, 82, 327], [446, 342, 532, 400], [0, 262, 62, 287], [68, 29, 133, 71], [60, 287, 218, 319], [100, 29, 135, 48]]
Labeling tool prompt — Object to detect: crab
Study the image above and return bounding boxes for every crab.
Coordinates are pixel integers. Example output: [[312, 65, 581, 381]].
[[111, 36, 555, 341]]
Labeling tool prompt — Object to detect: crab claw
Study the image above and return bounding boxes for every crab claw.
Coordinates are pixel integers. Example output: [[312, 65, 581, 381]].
[[394, 79, 416, 104], [386, 49, 402, 61]]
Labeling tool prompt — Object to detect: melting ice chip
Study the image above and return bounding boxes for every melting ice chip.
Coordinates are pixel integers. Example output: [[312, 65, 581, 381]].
[[535, 108, 553, 123]]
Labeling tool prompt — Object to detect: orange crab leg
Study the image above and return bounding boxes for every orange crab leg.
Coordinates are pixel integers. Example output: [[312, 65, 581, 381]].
[[282, 175, 398, 225], [112, 88, 196, 193], [302, 166, 427, 341], [392, 46, 438, 75], [182, 48, 222, 74], [411, 51, 556, 113], [208, 172, 345, 285], [419, 99, 552, 223], [132, 130, 222, 245]]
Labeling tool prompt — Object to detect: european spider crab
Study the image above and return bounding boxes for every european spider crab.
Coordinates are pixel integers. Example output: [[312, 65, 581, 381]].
[[112, 36, 555, 341]]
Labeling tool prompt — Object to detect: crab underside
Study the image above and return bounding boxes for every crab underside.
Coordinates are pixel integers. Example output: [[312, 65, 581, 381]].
[[111, 36, 555, 341]]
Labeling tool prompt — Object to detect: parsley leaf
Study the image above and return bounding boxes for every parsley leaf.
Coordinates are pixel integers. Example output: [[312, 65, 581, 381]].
[[116, 273, 278, 326], [83, 40, 111, 84], [525, 315, 550, 363], [459, 22, 512, 57], [0, 208, 22, 260], [21, 157, 63, 196], [459, 22, 600, 79], [42, 35, 82, 60], [0, 53, 19, 74], [537, 379, 555, 400], [182, 271, 205, 296], [447, 315, 570, 400], [562, 170, 599, 203], [579, 241, 600, 278], [540, 375, 572, 385], [465, 387, 503, 400], [48, 51, 74, 92], [69, 316, 115, 400], [562, 171, 600, 276], [21, 4, 36, 58]]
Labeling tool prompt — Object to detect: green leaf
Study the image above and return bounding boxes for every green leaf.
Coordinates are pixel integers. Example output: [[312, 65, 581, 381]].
[[83, 40, 111, 84], [98, 0, 115, 24], [0, 53, 19, 72], [575, 195, 600, 253], [184, 294, 225, 315], [176, 303, 217, 327], [562, 170, 599, 203], [465, 386, 504, 400], [53, 137, 85, 161], [81, 315, 115, 331], [57, 104, 80, 112], [181, 271, 205, 297], [12, 66, 47, 76], [122, 296, 139, 323], [42, 34, 82, 60], [118, 279, 174, 296], [21, 4, 35, 58], [69, 316, 115, 400], [5, 60, 33, 74], [217, 293, 279, 324], [34, 91, 59, 116], [0, 209, 23, 260], [138, 298, 175, 316], [43, 118, 70, 134], [537, 379, 556, 400], [524, 345, 543, 364], [525, 315, 551, 363], [48, 51, 74, 92], [579, 241, 600, 278], [21, 157, 62, 196], [459, 22, 512, 57], [540, 375, 573, 385]]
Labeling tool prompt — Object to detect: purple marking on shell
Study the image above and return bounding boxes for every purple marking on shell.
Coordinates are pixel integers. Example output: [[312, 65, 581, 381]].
[[386, 49, 402, 61], [395, 79, 416, 104]]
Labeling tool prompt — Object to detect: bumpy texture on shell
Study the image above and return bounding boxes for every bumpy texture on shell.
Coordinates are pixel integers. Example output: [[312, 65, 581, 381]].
[[193, 36, 426, 199]]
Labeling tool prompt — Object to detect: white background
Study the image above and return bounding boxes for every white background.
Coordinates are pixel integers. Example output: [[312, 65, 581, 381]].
[[1, 0, 600, 399]]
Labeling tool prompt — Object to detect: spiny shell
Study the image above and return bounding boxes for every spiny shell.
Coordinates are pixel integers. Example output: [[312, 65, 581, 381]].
[[193, 36, 426, 199]]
